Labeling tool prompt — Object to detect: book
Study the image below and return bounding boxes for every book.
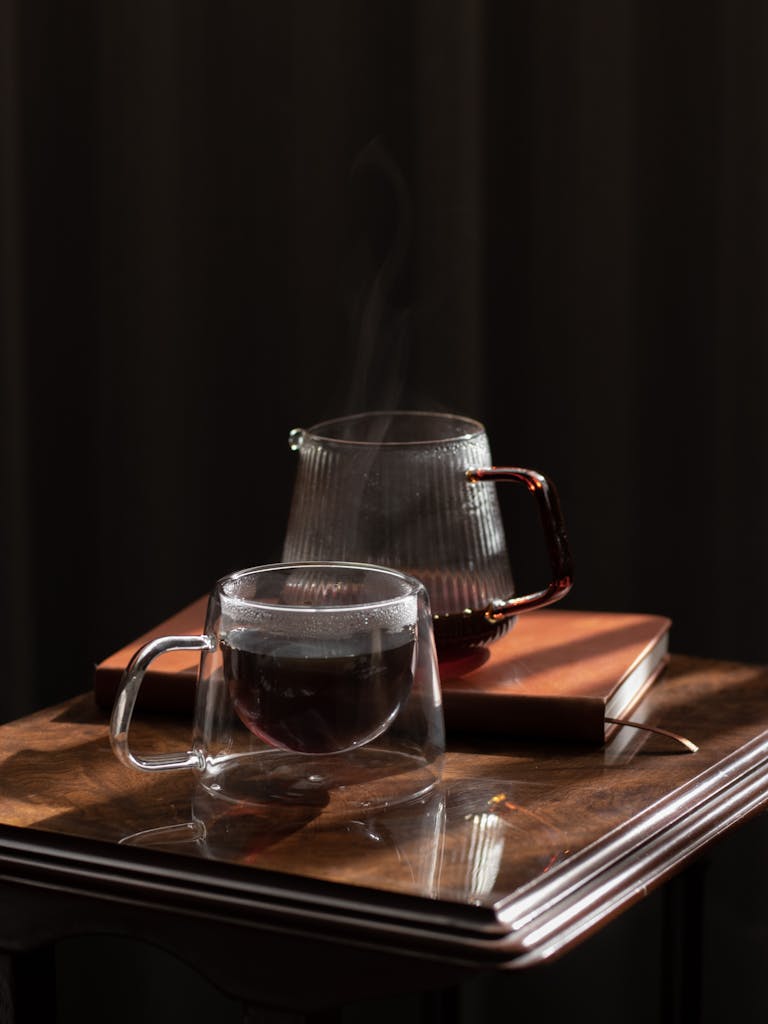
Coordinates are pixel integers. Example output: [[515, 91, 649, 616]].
[[439, 609, 671, 743], [93, 597, 208, 714], [93, 603, 670, 744]]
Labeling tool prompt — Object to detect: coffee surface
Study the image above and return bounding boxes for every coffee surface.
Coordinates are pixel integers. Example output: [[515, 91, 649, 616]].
[[223, 629, 415, 754]]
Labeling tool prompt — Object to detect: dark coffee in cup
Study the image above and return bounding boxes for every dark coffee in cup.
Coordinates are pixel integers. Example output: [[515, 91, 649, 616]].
[[110, 562, 444, 813], [223, 628, 415, 754]]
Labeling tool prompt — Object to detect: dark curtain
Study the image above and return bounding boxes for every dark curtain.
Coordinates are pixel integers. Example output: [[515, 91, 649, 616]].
[[3, 3, 768, 1020], [484, 0, 768, 667], [4, 1, 767, 723], [1, 0, 491, 720], [3, 0, 768, 715]]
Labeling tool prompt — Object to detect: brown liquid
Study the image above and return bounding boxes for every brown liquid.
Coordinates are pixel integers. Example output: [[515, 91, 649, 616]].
[[432, 608, 514, 660], [223, 629, 414, 755]]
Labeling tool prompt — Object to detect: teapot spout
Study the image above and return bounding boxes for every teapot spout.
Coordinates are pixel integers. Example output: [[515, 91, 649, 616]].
[[288, 428, 305, 451]]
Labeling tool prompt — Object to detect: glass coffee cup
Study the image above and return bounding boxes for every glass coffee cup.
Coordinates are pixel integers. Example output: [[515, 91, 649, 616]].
[[110, 562, 445, 814], [282, 411, 573, 659]]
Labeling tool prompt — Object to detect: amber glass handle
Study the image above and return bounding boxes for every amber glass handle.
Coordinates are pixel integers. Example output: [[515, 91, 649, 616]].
[[466, 467, 573, 621]]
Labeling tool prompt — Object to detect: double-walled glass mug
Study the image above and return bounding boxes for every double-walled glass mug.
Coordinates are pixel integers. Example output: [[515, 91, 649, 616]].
[[283, 411, 573, 659], [110, 563, 445, 818]]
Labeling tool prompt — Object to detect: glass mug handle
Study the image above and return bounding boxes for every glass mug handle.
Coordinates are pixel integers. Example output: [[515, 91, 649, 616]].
[[466, 467, 574, 622], [110, 634, 213, 772]]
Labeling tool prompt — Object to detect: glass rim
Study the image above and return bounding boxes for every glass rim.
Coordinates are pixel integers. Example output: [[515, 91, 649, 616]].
[[301, 409, 485, 447], [216, 561, 425, 613]]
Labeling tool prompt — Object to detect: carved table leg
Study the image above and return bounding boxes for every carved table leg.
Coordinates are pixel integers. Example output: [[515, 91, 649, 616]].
[[0, 947, 56, 1024], [241, 1006, 344, 1024], [421, 985, 462, 1024], [661, 860, 707, 1024]]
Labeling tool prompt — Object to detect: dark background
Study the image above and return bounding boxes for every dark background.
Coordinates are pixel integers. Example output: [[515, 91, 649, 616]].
[[2, 1, 768, 1020]]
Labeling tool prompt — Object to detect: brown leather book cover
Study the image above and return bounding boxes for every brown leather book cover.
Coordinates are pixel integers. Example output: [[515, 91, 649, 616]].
[[439, 609, 671, 743], [93, 604, 670, 743], [93, 597, 208, 714]]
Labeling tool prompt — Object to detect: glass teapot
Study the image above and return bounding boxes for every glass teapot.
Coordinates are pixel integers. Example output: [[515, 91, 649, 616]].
[[282, 411, 573, 659]]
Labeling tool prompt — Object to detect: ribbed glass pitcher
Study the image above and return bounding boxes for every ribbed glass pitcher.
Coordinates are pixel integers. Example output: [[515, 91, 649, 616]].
[[282, 411, 573, 659]]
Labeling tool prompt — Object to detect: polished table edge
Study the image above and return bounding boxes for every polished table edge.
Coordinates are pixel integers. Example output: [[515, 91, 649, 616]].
[[1, 725, 768, 969], [502, 727, 768, 964], [0, 822, 507, 965]]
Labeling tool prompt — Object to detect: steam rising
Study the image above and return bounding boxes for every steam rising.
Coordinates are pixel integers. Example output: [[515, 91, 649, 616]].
[[344, 139, 412, 415]]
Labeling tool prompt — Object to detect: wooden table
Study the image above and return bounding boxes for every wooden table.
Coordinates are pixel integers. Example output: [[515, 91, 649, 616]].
[[1, 654, 768, 1021]]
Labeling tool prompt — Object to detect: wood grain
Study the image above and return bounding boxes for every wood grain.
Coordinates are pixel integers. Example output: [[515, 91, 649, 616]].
[[2, 655, 768, 912]]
